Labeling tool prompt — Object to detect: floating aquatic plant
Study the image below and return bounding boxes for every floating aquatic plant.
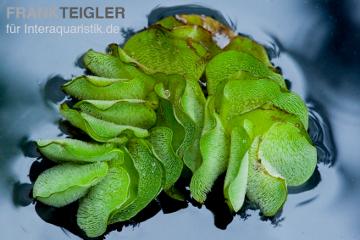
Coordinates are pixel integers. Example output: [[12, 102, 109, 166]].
[[32, 14, 317, 237]]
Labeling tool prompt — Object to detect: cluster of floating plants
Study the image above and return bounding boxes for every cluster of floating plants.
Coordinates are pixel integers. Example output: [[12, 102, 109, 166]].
[[32, 14, 317, 237]]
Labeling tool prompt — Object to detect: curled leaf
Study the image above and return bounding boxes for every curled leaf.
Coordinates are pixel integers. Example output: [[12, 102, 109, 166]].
[[60, 103, 149, 143], [206, 50, 286, 95], [154, 75, 201, 171], [271, 92, 309, 129], [63, 75, 155, 100], [109, 139, 163, 222], [226, 108, 302, 138], [117, 147, 139, 209], [83, 49, 131, 78], [108, 44, 154, 73], [149, 127, 183, 189], [77, 162, 130, 237], [123, 26, 208, 80], [259, 122, 317, 186], [190, 96, 229, 203], [36, 139, 122, 163], [176, 14, 236, 38], [180, 78, 205, 172], [170, 25, 221, 55], [74, 100, 157, 129], [156, 15, 229, 55], [155, 97, 185, 150], [246, 138, 287, 216], [224, 36, 272, 67], [155, 16, 184, 29], [224, 126, 251, 212], [33, 162, 108, 207], [220, 79, 282, 122]]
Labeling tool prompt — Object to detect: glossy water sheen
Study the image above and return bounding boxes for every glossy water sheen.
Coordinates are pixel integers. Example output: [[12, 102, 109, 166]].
[[0, 1, 359, 239]]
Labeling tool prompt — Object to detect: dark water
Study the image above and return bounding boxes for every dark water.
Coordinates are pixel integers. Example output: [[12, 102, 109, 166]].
[[1, 0, 359, 239]]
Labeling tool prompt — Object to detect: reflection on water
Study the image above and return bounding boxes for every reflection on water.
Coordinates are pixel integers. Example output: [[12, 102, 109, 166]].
[[2, 1, 360, 240], [13, 182, 33, 207], [42, 75, 67, 104], [307, 100, 337, 166]]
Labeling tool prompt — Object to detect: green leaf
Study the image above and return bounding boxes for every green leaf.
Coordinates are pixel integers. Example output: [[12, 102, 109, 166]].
[[164, 186, 186, 201], [154, 75, 201, 171], [155, 97, 185, 150], [63, 75, 155, 100], [123, 25, 208, 81], [212, 70, 265, 113], [258, 122, 317, 186], [155, 16, 184, 29], [83, 49, 131, 78], [224, 126, 251, 212], [175, 14, 236, 38], [246, 138, 287, 217], [175, 110, 198, 172], [33, 162, 108, 207], [117, 147, 139, 209], [36, 139, 122, 163], [83, 48, 157, 80], [224, 36, 272, 67], [60, 103, 148, 143], [190, 96, 229, 203], [74, 100, 157, 129], [109, 139, 163, 222], [271, 92, 309, 129], [220, 79, 282, 122], [206, 50, 286, 95], [226, 108, 303, 138], [180, 77, 206, 172], [156, 15, 234, 52], [107, 44, 154, 74], [77, 162, 130, 237], [149, 127, 183, 189], [170, 25, 221, 55]]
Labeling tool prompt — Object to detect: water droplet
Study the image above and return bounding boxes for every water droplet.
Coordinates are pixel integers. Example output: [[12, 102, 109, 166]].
[[164, 90, 171, 98]]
